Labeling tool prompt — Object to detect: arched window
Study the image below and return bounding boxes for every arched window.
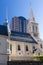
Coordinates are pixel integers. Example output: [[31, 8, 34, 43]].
[[26, 45, 28, 51], [33, 46, 35, 49], [40, 44, 42, 48], [36, 26, 37, 32], [18, 45, 21, 51], [33, 25, 34, 31], [32, 46, 37, 53]]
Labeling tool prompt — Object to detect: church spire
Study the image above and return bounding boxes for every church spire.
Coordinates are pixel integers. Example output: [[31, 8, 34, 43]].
[[5, 8, 11, 35], [5, 8, 11, 55], [5, 7, 8, 24], [29, 3, 35, 22]]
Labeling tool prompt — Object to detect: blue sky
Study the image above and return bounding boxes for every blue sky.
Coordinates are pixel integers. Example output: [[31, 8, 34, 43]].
[[0, 0, 43, 40]]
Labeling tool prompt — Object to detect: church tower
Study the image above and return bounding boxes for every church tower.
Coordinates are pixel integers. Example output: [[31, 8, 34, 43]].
[[5, 8, 11, 36], [5, 8, 11, 55], [27, 5, 39, 38]]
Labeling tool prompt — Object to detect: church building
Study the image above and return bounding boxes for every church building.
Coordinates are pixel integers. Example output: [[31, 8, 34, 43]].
[[0, 5, 43, 65]]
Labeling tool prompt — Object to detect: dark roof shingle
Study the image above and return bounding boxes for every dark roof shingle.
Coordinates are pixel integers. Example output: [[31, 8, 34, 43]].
[[10, 31, 37, 44], [0, 25, 8, 36]]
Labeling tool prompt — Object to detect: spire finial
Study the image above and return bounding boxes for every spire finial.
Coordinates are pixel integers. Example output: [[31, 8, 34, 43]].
[[5, 7, 11, 34], [29, 0, 32, 9], [5, 7, 8, 23], [6, 7, 8, 19], [30, 1, 31, 7]]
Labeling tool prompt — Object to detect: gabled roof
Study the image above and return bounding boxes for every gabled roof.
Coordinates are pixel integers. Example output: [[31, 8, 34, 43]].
[[0, 25, 37, 44], [10, 31, 37, 44], [0, 25, 8, 36]]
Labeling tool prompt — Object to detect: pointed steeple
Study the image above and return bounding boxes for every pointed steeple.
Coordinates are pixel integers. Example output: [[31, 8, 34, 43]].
[[5, 7, 8, 23], [29, 3, 35, 22], [5, 8, 11, 35], [5, 8, 11, 55]]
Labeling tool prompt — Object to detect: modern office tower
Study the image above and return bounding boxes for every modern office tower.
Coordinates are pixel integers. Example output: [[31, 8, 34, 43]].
[[11, 16, 20, 32], [11, 16, 28, 33]]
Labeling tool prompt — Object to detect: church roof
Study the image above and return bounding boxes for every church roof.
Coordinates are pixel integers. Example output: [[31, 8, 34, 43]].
[[10, 31, 37, 44], [0, 25, 8, 36], [0, 25, 37, 44]]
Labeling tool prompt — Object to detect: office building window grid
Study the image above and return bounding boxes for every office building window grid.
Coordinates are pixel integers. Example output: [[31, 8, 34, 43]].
[[11, 16, 27, 33]]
